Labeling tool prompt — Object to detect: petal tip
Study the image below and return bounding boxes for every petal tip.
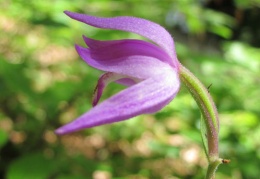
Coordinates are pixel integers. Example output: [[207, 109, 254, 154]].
[[92, 85, 101, 107], [92, 100, 97, 107], [82, 35, 90, 45], [64, 10, 71, 15], [55, 128, 66, 135], [74, 44, 81, 51]]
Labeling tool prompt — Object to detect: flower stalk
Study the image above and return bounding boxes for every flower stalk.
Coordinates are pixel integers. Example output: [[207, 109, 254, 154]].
[[179, 64, 222, 178]]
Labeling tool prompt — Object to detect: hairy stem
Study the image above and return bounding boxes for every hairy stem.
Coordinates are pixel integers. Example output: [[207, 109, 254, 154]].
[[179, 64, 221, 178], [206, 158, 223, 179]]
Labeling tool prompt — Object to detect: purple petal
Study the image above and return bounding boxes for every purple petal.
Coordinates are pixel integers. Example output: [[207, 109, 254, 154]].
[[75, 45, 174, 79], [55, 69, 180, 134], [83, 36, 176, 67], [93, 72, 140, 106], [64, 11, 178, 62]]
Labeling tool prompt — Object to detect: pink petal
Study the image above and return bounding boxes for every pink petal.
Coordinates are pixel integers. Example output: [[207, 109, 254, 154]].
[[83, 36, 175, 67], [55, 69, 180, 134], [64, 11, 178, 62], [92, 72, 140, 106], [75, 45, 173, 79]]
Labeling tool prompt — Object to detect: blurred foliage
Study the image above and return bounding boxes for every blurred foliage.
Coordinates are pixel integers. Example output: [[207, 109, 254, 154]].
[[0, 0, 259, 179]]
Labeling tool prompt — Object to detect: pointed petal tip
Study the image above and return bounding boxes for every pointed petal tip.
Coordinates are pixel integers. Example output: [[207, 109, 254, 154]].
[[64, 10, 71, 16], [74, 44, 82, 52], [82, 35, 87, 40], [55, 126, 80, 135], [64, 11, 80, 20], [55, 128, 66, 135], [92, 101, 97, 107], [92, 92, 99, 106], [82, 35, 91, 46], [55, 123, 86, 135]]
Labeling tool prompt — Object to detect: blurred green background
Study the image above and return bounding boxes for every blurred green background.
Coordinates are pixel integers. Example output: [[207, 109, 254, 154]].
[[0, 0, 260, 178]]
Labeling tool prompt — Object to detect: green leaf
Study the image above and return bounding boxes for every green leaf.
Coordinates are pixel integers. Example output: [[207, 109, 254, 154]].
[[7, 153, 56, 179]]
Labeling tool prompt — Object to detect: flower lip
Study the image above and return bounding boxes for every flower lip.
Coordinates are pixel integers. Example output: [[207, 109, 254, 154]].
[[92, 72, 139, 107]]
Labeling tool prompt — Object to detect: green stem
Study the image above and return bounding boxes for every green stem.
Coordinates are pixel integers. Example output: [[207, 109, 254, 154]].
[[206, 158, 222, 179], [179, 64, 221, 178]]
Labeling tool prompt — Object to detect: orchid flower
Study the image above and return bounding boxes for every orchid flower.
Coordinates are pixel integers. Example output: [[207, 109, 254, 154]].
[[56, 11, 228, 179], [56, 11, 181, 134]]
